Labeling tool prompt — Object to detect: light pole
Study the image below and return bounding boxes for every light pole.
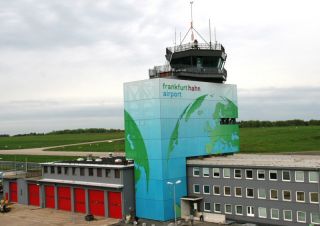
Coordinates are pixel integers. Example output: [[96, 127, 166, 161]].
[[167, 180, 181, 226]]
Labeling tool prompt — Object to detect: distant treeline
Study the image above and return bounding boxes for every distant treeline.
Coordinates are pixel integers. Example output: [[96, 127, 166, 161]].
[[0, 128, 124, 137], [239, 119, 320, 128]]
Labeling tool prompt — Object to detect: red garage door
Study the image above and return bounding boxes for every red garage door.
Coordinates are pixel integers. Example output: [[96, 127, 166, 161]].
[[58, 187, 71, 211], [108, 192, 122, 219], [9, 182, 17, 203], [74, 188, 86, 213], [28, 184, 40, 206], [89, 189, 105, 216], [45, 185, 55, 208]]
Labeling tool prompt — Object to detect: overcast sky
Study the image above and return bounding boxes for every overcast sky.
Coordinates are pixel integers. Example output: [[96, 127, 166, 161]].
[[0, 0, 319, 134]]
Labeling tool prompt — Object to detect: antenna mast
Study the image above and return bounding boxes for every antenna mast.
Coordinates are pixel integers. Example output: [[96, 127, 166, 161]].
[[209, 19, 212, 48], [190, 1, 194, 41]]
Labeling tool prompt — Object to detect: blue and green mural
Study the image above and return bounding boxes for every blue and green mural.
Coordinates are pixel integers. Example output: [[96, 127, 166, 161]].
[[124, 78, 239, 221]]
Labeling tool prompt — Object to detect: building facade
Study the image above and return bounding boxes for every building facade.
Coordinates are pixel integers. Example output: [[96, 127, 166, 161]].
[[2, 156, 134, 219], [186, 154, 320, 226]]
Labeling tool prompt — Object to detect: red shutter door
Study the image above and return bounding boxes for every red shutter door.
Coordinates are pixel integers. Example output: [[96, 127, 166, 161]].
[[45, 185, 55, 208], [9, 182, 17, 202], [57, 186, 71, 211], [74, 188, 86, 213], [108, 192, 122, 219], [28, 184, 40, 206], [89, 189, 105, 216]]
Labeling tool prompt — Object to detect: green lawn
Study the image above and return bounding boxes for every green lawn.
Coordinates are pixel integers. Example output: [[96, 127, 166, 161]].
[[0, 132, 124, 150], [240, 126, 320, 153], [44, 140, 124, 152], [0, 155, 80, 163]]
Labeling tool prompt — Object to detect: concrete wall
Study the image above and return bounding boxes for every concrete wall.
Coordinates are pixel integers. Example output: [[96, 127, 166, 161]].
[[187, 165, 320, 226], [122, 167, 135, 216]]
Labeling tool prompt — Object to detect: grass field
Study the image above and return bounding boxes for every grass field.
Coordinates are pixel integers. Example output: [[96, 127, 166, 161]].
[[44, 140, 124, 152], [0, 132, 124, 150], [0, 155, 80, 163], [240, 126, 320, 153]]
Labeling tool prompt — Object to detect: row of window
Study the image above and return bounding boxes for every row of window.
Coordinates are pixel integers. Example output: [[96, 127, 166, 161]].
[[193, 167, 319, 183], [203, 203, 320, 224], [194, 185, 319, 203], [43, 166, 120, 178]]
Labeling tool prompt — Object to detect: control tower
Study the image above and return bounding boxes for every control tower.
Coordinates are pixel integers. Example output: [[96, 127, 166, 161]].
[[124, 3, 239, 221]]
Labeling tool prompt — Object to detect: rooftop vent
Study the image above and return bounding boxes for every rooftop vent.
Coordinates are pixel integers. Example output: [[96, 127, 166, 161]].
[[77, 158, 84, 161], [108, 153, 113, 158], [115, 158, 122, 163], [86, 154, 93, 162], [95, 158, 102, 162]]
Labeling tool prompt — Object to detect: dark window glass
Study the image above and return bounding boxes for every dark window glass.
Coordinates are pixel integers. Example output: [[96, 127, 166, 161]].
[[115, 169, 120, 178], [97, 168, 102, 177], [44, 166, 48, 173], [282, 171, 290, 181], [80, 168, 85, 176], [57, 166, 61, 174], [64, 167, 68, 175], [247, 188, 254, 198], [50, 166, 55, 174], [270, 171, 278, 180], [246, 170, 253, 179], [88, 168, 94, 176], [105, 169, 110, 177], [72, 167, 76, 175]]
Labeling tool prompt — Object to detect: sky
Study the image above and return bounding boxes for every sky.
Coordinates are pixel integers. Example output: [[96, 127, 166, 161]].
[[0, 0, 320, 135]]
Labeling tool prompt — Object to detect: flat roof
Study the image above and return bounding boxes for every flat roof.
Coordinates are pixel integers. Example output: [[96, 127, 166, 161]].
[[187, 154, 320, 169]]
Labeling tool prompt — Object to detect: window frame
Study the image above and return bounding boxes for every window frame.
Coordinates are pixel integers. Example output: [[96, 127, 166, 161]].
[[234, 169, 242, 179], [295, 171, 304, 182], [204, 202, 211, 212], [245, 169, 253, 180], [50, 166, 55, 174], [296, 191, 305, 203], [203, 185, 210, 195], [203, 167, 210, 177], [270, 208, 279, 220], [80, 167, 85, 176], [258, 188, 266, 199], [223, 168, 231, 178], [246, 188, 254, 198], [43, 166, 48, 174], [88, 168, 94, 176], [235, 187, 242, 197], [270, 189, 278, 200], [212, 168, 220, 178], [309, 192, 319, 204], [57, 166, 61, 174], [269, 170, 278, 181], [193, 167, 200, 177], [213, 185, 220, 195], [297, 211, 306, 223], [225, 204, 232, 214], [235, 205, 243, 215], [114, 169, 120, 178], [283, 210, 292, 222], [258, 207, 267, 219], [282, 190, 291, 201], [282, 170, 291, 182], [214, 203, 221, 213], [247, 206, 254, 217], [193, 184, 200, 194], [224, 186, 231, 196], [311, 212, 320, 224], [309, 171, 319, 183], [257, 169, 265, 180]]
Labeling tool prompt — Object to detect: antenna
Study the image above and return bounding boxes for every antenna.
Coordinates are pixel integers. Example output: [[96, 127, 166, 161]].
[[214, 26, 217, 43], [209, 19, 212, 48], [190, 1, 194, 41], [174, 28, 177, 46]]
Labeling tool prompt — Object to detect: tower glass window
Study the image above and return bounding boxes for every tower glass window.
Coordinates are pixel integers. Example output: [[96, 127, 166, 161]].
[[88, 168, 94, 176], [57, 166, 61, 174], [213, 168, 220, 178], [247, 206, 254, 217], [257, 170, 265, 180], [213, 186, 220, 195], [282, 190, 291, 201], [235, 187, 242, 197], [203, 185, 210, 194], [270, 189, 278, 200], [246, 188, 254, 198], [269, 170, 278, 180], [258, 207, 267, 218], [223, 168, 230, 178], [193, 184, 200, 193], [271, 208, 279, 220], [283, 210, 292, 221], [204, 202, 211, 212], [311, 213, 320, 224], [234, 169, 241, 178], [203, 168, 209, 177], [296, 191, 305, 202], [225, 204, 232, 214], [310, 192, 319, 203], [245, 169, 253, 179], [258, 188, 266, 199], [295, 171, 304, 182], [309, 171, 319, 183], [193, 167, 200, 176], [282, 170, 290, 181], [224, 186, 231, 196], [236, 205, 243, 215], [297, 211, 306, 223]]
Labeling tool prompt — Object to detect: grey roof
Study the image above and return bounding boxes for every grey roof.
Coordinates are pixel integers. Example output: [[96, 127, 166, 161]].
[[187, 154, 320, 169]]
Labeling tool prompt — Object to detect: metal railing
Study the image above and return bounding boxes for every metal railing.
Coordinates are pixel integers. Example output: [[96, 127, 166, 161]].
[[0, 161, 41, 172], [167, 42, 224, 53]]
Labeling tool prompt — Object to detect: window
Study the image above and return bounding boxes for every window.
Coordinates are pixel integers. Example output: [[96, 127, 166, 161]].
[[72, 167, 76, 175], [283, 210, 292, 221], [213, 186, 220, 195], [225, 204, 232, 214], [204, 202, 210, 212], [297, 211, 306, 223], [257, 170, 265, 180], [114, 169, 120, 178], [310, 192, 319, 203], [193, 184, 200, 194], [105, 169, 110, 177], [258, 188, 266, 199], [57, 166, 62, 174], [203, 168, 209, 177], [88, 168, 94, 176], [235, 187, 242, 197], [64, 167, 68, 175], [203, 185, 210, 194], [246, 188, 254, 198], [296, 191, 305, 202], [80, 168, 85, 176], [224, 186, 231, 196], [269, 170, 278, 180], [97, 168, 102, 177], [234, 169, 241, 179], [214, 203, 221, 213], [50, 166, 55, 174], [235, 205, 243, 215], [258, 207, 267, 218], [270, 189, 278, 200], [44, 166, 48, 173], [309, 171, 319, 183], [213, 168, 220, 178], [247, 206, 254, 217], [282, 190, 291, 201], [295, 171, 304, 182], [271, 208, 279, 220], [311, 212, 320, 224], [223, 168, 230, 178], [282, 170, 291, 181], [193, 167, 200, 176], [245, 169, 253, 179]]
